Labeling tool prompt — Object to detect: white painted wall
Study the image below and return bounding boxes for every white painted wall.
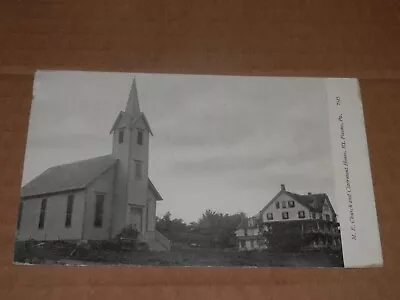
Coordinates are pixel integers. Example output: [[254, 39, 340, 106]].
[[17, 191, 85, 241], [146, 191, 157, 232], [321, 200, 335, 221], [111, 117, 151, 237], [111, 126, 130, 237], [128, 118, 150, 208], [83, 166, 115, 240], [262, 193, 311, 222]]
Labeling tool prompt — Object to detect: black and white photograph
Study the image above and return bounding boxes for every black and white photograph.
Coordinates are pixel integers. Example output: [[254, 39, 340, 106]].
[[13, 71, 382, 268]]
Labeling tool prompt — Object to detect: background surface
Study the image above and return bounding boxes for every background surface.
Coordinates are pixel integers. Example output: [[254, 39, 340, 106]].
[[1, 0, 400, 299]]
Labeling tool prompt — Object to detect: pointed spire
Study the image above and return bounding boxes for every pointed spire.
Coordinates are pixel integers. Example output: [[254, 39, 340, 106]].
[[125, 77, 141, 118]]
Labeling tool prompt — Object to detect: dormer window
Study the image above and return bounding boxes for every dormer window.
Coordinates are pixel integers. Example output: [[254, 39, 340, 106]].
[[118, 130, 124, 144], [137, 130, 143, 145]]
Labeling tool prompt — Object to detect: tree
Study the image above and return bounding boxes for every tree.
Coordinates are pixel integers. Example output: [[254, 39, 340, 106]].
[[155, 210, 246, 249]]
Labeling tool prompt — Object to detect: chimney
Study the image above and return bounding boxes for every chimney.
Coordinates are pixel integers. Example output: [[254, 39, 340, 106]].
[[280, 184, 286, 191]]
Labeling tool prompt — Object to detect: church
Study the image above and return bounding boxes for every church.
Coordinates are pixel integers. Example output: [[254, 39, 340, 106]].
[[16, 79, 170, 251]]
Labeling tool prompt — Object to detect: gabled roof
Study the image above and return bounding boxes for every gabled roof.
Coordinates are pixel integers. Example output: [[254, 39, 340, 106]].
[[132, 112, 154, 136], [285, 192, 333, 214], [236, 215, 260, 230], [21, 155, 117, 199], [148, 178, 163, 201], [256, 186, 336, 221], [109, 111, 125, 133], [21, 154, 164, 202], [109, 112, 154, 136]]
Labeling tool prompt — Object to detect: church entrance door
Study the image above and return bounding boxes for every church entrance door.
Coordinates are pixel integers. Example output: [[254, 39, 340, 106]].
[[128, 205, 142, 233]]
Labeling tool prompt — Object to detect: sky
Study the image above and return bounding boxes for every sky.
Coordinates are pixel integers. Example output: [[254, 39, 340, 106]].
[[22, 71, 336, 223]]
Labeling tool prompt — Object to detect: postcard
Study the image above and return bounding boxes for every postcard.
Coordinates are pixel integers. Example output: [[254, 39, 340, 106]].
[[13, 71, 382, 268]]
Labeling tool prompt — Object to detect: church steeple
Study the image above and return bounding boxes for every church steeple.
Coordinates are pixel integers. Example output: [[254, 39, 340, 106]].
[[125, 78, 141, 118]]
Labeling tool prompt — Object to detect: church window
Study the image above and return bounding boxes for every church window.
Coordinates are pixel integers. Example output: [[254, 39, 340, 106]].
[[282, 201, 287, 208], [38, 198, 47, 229], [325, 214, 331, 221], [118, 130, 124, 144], [137, 130, 143, 145], [298, 210, 305, 219], [135, 160, 143, 180], [266, 212, 273, 220], [94, 194, 105, 228], [65, 195, 74, 228], [17, 202, 23, 230], [282, 212, 289, 220], [288, 200, 295, 208], [275, 202, 280, 209]]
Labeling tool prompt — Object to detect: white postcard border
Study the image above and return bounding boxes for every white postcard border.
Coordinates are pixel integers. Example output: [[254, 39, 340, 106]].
[[325, 78, 383, 268]]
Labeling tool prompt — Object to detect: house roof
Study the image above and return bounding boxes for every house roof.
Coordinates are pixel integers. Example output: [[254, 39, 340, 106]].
[[236, 216, 260, 230], [21, 155, 117, 199], [285, 192, 331, 214], [236, 187, 336, 229]]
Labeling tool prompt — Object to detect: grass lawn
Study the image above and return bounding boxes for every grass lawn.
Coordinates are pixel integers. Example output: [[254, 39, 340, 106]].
[[53, 248, 344, 268], [15, 241, 343, 267]]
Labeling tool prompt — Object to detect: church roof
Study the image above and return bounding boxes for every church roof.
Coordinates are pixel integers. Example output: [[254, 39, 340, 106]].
[[109, 112, 153, 136], [21, 155, 117, 199], [21, 155, 164, 201]]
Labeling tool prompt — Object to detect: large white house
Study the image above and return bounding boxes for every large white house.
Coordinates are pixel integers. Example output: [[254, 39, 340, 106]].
[[236, 184, 341, 252], [16, 79, 170, 251]]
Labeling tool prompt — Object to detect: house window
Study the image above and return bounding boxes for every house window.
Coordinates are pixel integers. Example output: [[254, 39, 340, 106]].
[[135, 160, 143, 180], [244, 229, 248, 236], [118, 130, 124, 144], [288, 200, 295, 208], [65, 195, 74, 228], [326, 214, 331, 221], [266, 212, 273, 220], [38, 198, 47, 229], [282, 212, 289, 220], [312, 212, 316, 219], [282, 201, 287, 208], [240, 240, 245, 248], [94, 194, 105, 228], [17, 202, 23, 230], [275, 202, 280, 209], [137, 130, 143, 145], [298, 210, 305, 219]]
